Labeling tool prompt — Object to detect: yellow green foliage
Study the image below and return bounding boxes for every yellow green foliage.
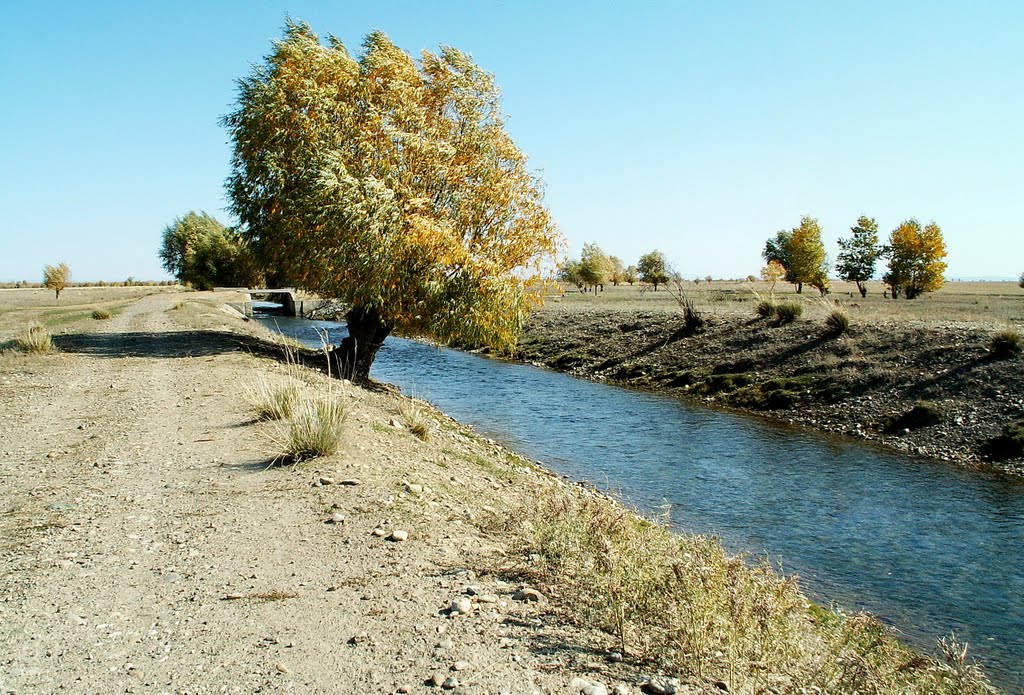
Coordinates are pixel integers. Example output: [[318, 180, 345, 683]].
[[224, 21, 561, 377], [42, 262, 71, 300], [884, 219, 947, 299]]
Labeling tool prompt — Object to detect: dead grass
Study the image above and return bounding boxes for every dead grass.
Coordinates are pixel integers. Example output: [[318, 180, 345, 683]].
[[509, 486, 996, 694], [245, 375, 301, 420], [15, 325, 54, 354], [274, 390, 348, 462], [398, 398, 431, 441]]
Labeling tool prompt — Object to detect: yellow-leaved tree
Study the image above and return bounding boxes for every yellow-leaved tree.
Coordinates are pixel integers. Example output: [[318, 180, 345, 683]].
[[883, 219, 947, 299], [223, 21, 561, 381], [43, 262, 71, 300]]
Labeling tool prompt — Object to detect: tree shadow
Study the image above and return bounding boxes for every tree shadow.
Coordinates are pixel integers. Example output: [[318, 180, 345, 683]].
[[905, 355, 990, 399], [53, 329, 281, 360]]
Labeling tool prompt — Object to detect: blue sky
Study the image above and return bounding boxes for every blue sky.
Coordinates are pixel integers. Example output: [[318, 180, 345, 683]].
[[1, 1, 1021, 282]]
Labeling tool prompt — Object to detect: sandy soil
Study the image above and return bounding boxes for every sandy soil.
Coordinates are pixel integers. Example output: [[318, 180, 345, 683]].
[[0, 294, 660, 695], [517, 306, 1024, 477]]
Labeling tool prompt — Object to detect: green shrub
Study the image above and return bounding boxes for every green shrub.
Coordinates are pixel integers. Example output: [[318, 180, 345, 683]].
[[16, 325, 54, 354], [91, 309, 112, 320], [823, 309, 849, 335], [278, 393, 347, 461], [989, 329, 1022, 358], [755, 299, 775, 318], [773, 301, 803, 324]]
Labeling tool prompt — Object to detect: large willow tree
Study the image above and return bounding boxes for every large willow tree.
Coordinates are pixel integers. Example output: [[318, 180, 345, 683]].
[[224, 21, 561, 381]]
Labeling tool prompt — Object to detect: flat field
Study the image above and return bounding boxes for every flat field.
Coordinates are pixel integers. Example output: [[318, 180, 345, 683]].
[[546, 280, 1024, 327], [0, 286, 185, 338]]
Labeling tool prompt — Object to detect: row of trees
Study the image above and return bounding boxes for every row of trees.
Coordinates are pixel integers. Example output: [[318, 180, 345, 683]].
[[560, 246, 672, 292], [764, 215, 948, 299]]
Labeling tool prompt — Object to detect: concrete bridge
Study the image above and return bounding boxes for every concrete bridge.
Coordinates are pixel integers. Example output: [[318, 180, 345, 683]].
[[245, 289, 298, 317]]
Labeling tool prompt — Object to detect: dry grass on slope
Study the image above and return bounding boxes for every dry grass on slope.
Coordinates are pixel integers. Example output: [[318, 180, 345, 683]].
[[493, 486, 997, 694]]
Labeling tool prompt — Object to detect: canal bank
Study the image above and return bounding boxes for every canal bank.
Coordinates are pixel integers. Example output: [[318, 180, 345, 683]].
[[517, 307, 1024, 477]]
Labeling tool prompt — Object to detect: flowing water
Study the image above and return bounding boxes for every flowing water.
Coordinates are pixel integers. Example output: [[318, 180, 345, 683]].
[[259, 315, 1024, 689]]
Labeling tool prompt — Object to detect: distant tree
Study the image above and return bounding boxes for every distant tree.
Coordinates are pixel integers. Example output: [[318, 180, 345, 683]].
[[836, 216, 882, 298], [43, 262, 71, 300], [761, 260, 786, 296], [763, 230, 797, 287], [223, 22, 560, 381], [559, 259, 586, 293], [637, 250, 670, 291], [159, 212, 261, 291], [789, 216, 829, 296], [578, 243, 611, 292], [608, 256, 625, 286], [1019, 272, 1024, 289], [624, 264, 638, 286], [883, 219, 947, 299]]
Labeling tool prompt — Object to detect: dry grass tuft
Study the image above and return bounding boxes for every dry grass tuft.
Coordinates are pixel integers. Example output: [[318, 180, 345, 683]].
[[773, 301, 803, 324], [276, 391, 347, 462], [509, 486, 996, 694], [16, 325, 55, 354], [91, 309, 112, 320], [399, 398, 431, 441], [246, 375, 301, 421], [989, 329, 1022, 358], [755, 299, 775, 319], [824, 309, 851, 335]]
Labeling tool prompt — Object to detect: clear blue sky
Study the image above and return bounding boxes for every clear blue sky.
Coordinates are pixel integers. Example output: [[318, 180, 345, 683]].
[[2, 1, 1022, 282]]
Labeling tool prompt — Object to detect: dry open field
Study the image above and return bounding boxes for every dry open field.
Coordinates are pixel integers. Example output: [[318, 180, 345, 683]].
[[546, 280, 1024, 327]]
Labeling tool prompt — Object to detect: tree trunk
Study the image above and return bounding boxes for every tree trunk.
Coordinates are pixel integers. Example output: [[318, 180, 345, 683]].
[[856, 282, 867, 298], [327, 305, 392, 383], [796, 282, 803, 294]]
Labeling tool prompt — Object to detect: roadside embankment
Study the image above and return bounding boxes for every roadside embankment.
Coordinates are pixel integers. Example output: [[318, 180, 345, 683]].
[[0, 290, 1002, 692], [517, 307, 1024, 476]]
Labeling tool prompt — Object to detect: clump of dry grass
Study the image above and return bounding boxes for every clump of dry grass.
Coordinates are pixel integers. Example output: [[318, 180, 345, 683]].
[[91, 309, 112, 320], [16, 325, 54, 354], [755, 299, 775, 319], [246, 375, 301, 421], [276, 392, 347, 462], [399, 398, 431, 441], [510, 486, 995, 694], [773, 300, 803, 324], [989, 328, 1022, 358], [824, 308, 851, 335]]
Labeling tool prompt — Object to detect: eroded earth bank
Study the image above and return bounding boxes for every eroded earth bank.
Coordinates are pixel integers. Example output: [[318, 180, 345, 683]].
[[517, 307, 1024, 477]]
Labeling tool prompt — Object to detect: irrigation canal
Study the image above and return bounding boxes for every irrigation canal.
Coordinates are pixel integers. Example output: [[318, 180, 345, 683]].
[[257, 314, 1024, 689]]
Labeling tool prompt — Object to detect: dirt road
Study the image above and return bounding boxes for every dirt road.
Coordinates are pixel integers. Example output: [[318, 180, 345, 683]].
[[0, 294, 633, 694]]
